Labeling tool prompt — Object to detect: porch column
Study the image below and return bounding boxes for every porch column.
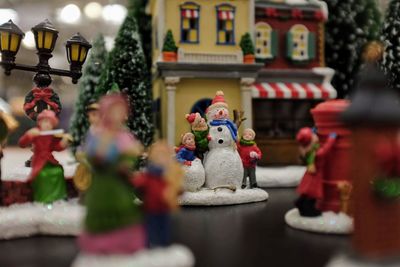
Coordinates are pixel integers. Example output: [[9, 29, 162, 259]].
[[165, 77, 180, 145], [240, 78, 255, 129]]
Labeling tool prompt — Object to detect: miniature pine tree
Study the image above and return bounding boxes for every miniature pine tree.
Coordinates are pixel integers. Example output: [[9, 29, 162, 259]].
[[130, 0, 152, 72], [324, 0, 381, 98], [240, 33, 255, 55], [382, 0, 400, 92], [69, 34, 107, 153], [162, 30, 178, 52], [95, 8, 154, 147]]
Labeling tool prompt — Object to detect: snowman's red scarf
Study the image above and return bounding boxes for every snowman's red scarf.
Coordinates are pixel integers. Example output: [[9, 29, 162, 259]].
[[209, 119, 238, 141]]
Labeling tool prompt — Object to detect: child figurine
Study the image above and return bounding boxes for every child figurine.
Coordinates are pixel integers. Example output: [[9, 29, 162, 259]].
[[176, 133, 196, 166], [238, 129, 262, 189], [73, 101, 100, 201], [79, 94, 145, 254], [295, 127, 337, 217], [132, 141, 183, 248], [18, 110, 69, 204], [185, 112, 209, 159]]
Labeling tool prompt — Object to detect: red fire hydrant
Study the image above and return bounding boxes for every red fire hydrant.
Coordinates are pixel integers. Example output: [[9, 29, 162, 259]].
[[311, 100, 351, 213]]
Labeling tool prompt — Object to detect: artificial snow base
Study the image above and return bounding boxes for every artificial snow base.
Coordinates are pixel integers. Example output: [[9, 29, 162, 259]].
[[256, 166, 305, 188], [0, 200, 84, 239], [285, 208, 353, 234], [71, 244, 195, 267], [326, 254, 400, 267], [179, 188, 268, 206]]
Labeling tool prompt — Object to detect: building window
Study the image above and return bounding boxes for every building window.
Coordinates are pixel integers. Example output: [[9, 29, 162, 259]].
[[286, 24, 316, 61], [180, 2, 200, 43], [190, 98, 212, 118], [255, 22, 278, 60], [216, 4, 236, 45]]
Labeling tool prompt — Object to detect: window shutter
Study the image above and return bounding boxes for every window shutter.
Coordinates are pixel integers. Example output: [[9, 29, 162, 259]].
[[271, 30, 279, 58], [308, 32, 316, 60], [286, 32, 293, 59]]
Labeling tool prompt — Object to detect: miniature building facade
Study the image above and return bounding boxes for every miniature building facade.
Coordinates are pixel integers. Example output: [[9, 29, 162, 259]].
[[151, 0, 261, 146], [151, 0, 337, 165], [252, 0, 337, 165]]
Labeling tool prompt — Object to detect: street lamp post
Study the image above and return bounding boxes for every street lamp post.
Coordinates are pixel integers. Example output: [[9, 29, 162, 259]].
[[0, 19, 91, 119]]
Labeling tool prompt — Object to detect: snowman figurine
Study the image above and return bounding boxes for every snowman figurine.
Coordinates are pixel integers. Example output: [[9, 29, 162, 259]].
[[203, 91, 243, 189]]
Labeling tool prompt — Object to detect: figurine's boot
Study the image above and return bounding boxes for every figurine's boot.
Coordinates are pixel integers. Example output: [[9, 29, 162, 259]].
[[295, 196, 322, 217]]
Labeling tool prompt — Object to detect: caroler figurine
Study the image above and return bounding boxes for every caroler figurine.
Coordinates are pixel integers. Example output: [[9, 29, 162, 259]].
[[18, 110, 70, 204], [73, 101, 100, 201], [295, 127, 337, 217], [78, 94, 145, 254], [133, 141, 183, 248], [238, 128, 262, 189], [185, 112, 209, 159]]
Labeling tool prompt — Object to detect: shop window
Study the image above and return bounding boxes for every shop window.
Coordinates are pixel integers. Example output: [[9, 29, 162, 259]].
[[252, 99, 321, 139], [286, 24, 316, 61], [255, 22, 278, 60], [181, 2, 200, 43], [216, 4, 236, 45], [190, 98, 212, 118]]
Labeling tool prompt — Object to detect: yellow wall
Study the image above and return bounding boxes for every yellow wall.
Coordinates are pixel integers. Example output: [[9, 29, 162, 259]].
[[174, 78, 242, 145], [156, 0, 250, 55]]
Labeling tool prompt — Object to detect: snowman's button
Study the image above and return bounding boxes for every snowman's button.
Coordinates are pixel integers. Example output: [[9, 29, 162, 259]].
[[218, 139, 224, 144], [217, 127, 223, 132]]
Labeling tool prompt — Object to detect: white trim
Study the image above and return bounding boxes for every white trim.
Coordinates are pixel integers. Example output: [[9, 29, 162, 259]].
[[249, 0, 255, 43], [157, 0, 165, 56]]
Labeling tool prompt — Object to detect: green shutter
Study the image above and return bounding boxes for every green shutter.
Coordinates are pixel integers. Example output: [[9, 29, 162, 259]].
[[286, 32, 293, 59], [271, 30, 279, 58], [308, 32, 316, 60]]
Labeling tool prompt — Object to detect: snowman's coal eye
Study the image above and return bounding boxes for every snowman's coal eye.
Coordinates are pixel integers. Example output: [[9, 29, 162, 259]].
[[217, 127, 222, 132]]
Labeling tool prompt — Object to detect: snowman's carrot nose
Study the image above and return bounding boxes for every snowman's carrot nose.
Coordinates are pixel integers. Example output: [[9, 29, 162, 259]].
[[219, 110, 223, 115]]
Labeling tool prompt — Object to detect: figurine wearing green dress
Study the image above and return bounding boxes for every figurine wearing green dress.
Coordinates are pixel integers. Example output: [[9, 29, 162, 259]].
[[18, 110, 69, 204], [79, 94, 145, 254]]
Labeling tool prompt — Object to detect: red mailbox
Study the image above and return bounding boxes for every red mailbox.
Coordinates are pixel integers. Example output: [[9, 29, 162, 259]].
[[311, 100, 351, 213]]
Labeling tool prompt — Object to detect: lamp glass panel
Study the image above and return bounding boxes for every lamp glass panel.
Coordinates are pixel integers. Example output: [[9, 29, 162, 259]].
[[44, 31, 54, 49], [37, 31, 44, 48], [10, 34, 20, 52], [0, 32, 10, 50], [79, 47, 87, 62], [70, 43, 80, 61]]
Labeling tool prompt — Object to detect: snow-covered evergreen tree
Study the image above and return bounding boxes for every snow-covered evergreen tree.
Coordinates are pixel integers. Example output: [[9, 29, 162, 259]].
[[382, 0, 400, 92], [95, 7, 154, 147], [324, 0, 381, 98], [69, 34, 107, 153]]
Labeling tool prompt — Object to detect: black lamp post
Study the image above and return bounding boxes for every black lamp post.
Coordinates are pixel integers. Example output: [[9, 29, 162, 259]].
[[0, 19, 92, 119]]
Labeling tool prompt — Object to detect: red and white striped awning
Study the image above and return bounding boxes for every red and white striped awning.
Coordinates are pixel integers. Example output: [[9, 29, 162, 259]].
[[218, 11, 234, 20], [182, 9, 199, 18], [252, 82, 337, 99]]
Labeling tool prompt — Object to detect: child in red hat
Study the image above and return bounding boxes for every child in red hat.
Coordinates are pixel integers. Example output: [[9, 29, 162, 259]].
[[295, 127, 337, 217]]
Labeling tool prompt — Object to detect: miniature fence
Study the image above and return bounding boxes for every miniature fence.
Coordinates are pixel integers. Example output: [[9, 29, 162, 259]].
[[178, 48, 243, 64]]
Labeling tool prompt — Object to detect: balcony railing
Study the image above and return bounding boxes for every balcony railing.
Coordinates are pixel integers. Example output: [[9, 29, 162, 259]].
[[177, 48, 243, 64]]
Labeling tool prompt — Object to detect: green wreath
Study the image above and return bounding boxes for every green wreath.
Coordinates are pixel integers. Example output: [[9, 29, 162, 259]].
[[372, 177, 400, 199]]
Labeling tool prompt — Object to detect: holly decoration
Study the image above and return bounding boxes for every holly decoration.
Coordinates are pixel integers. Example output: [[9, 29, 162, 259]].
[[162, 30, 178, 52], [95, 6, 154, 147], [69, 34, 107, 153], [240, 33, 255, 56], [372, 177, 400, 199]]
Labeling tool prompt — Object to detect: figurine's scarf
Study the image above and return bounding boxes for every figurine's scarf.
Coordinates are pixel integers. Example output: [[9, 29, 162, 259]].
[[209, 119, 238, 141], [240, 138, 255, 146]]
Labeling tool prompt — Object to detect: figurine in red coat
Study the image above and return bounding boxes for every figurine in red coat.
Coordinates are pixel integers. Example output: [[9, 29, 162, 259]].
[[295, 127, 337, 217], [18, 110, 69, 204], [238, 128, 262, 189]]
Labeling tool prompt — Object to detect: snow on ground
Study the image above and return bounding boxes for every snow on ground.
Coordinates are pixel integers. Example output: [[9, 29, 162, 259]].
[[285, 208, 353, 235], [2, 147, 77, 181], [179, 188, 268, 206], [257, 166, 305, 188], [326, 254, 400, 267], [72, 244, 195, 267], [0, 200, 84, 239]]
